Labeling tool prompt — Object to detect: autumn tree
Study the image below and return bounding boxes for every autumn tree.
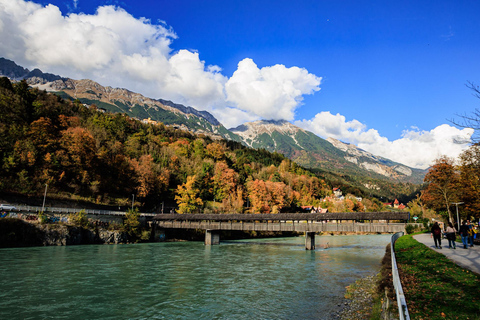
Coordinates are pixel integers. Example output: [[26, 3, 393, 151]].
[[407, 194, 437, 221], [421, 156, 459, 222], [221, 187, 245, 213], [246, 179, 292, 213], [206, 142, 225, 160], [123, 208, 140, 239], [213, 161, 238, 201], [457, 145, 480, 218], [175, 175, 203, 213], [246, 179, 271, 213], [129, 154, 156, 198]]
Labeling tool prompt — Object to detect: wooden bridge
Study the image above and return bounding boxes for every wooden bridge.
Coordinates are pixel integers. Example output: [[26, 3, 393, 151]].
[[153, 211, 410, 249]]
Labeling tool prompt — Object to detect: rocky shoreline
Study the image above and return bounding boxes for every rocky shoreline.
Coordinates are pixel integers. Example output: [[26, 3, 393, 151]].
[[332, 273, 397, 320], [0, 218, 130, 248]]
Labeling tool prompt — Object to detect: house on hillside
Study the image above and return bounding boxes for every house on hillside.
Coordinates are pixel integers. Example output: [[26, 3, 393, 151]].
[[300, 206, 328, 213], [333, 187, 342, 198], [387, 199, 406, 209]]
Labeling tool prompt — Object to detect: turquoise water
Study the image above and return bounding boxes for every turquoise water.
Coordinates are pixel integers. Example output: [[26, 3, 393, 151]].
[[0, 234, 391, 319]]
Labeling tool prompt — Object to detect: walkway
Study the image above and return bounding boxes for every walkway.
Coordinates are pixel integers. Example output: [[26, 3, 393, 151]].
[[413, 233, 480, 275]]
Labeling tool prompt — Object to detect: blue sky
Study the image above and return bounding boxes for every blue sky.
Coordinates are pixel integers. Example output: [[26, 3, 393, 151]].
[[1, 0, 479, 169]]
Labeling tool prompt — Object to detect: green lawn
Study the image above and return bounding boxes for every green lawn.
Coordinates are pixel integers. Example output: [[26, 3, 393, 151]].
[[395, 234, 480, 320]]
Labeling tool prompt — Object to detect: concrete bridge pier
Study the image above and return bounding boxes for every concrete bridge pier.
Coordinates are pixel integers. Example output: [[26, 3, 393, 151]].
[[155, 228, 166, 242], [205, 229, 220, 245], [150, 222, 166, 242], [305, 232, 315, 250]]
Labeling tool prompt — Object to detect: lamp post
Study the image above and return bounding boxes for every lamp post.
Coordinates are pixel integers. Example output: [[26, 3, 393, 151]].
[[132, 194, 135, 211], [451, 202, 464, 229], [42, 184, 48, 213]]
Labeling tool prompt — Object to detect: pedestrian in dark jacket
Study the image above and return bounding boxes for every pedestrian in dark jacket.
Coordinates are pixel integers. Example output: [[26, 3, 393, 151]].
[[445, 222, 457, 249], [459, 221, 470, 249], [431, 222, 442, 249]]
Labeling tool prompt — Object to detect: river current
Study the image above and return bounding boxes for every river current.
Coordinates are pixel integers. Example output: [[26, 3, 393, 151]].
[[0, 234, 391, 319]]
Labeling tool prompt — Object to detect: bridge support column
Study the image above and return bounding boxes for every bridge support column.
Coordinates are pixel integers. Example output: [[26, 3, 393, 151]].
[[305, 232, 315, 250], [150, 222, 166, 242], [155, 228, 166, 242], [205, 229, 220, 245]]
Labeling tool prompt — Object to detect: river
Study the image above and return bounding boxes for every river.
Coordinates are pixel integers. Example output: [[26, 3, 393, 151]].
[[0, 234, 391, 319]]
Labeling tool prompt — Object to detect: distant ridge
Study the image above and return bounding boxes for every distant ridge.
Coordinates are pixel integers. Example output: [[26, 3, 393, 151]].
[[230, 119, 426, 184], [0, 57, 425, 191], [0, 58, 239, 142]]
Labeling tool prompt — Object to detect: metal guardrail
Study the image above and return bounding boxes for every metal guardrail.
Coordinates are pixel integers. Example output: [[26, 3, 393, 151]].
[[391, 231, 410, 320], [13, 205, 155, 217]]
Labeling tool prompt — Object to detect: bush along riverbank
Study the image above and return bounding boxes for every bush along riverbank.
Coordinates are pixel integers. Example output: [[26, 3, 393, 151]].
[[395, 234, 480, 320]]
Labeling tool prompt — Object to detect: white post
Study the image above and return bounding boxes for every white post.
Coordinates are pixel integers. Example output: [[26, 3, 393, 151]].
[[451, 202, 463, 228], [42, 184, 48, 212]]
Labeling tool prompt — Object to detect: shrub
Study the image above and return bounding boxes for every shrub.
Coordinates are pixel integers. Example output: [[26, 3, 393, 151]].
[[69, 210, 89, 227], [123, 208, 140, 239], [405, 224, 415, 234], [37, 211, 48, 224], [140, 230, 151, 241]]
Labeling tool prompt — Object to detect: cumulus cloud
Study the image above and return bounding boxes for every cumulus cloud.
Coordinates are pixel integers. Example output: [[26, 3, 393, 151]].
[[225, 58, 321, 121], [0, 0, 320, 127], [1, 1, 470, 170], [295, 112, 474, 169]]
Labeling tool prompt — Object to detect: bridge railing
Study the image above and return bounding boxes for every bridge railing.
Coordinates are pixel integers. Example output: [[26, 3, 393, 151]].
[[14, 205, 155, 217], [154, 211, 410, 222], [391, 231, 410, 320]]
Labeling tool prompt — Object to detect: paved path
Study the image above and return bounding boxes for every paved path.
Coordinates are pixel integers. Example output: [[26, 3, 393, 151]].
[[413, 233, 480, 275]]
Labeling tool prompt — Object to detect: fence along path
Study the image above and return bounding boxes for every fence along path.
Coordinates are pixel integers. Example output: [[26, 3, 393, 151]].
[[12, 205, 155, 217]]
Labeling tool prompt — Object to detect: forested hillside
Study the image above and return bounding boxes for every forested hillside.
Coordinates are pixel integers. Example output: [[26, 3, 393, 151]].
[[0, 78, 414, 213]]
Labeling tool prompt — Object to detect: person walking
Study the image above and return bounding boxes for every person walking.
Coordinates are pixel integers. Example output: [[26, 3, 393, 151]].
[[431, 221, 442, 249], [467, 220, 474, 247], [445, 222, 457, 249], [459, 221, 470, 249]]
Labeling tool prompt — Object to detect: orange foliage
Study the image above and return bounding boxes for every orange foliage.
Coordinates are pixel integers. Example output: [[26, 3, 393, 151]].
[[213, 161, 238, 201], [246, 179, 293, 213], [421, 156, 459, 221], [206, 142, 225, 160], [129, 154, 155, 198]]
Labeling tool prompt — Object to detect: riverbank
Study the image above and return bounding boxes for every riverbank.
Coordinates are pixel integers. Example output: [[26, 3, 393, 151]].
[[335, 274, 380, 320], [0, 218, 129, 247], [335, 242, 398, 320]]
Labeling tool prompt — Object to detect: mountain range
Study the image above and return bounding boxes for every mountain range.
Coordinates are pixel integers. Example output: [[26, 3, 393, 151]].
[[0, 58, 426, 191]]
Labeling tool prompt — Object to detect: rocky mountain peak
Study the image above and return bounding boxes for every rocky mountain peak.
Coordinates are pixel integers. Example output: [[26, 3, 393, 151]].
[[230, 119, 303, 141]]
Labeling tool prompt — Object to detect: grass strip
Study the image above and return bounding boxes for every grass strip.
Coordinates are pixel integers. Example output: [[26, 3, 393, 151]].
[[395, 234, 480, 320]]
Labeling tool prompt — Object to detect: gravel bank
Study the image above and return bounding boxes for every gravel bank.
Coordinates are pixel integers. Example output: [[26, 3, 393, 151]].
[[333, 274, 379, 320]]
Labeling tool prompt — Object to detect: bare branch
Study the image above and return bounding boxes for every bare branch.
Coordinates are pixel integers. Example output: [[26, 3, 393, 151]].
[[449, 81, 480, 143]]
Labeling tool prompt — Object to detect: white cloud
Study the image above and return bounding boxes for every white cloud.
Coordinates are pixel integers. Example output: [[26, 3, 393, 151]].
[[2, 1, 470, 170], [0, 0, 320, 128], [225, 58, 321, 121], [295, 112, 473, 169]]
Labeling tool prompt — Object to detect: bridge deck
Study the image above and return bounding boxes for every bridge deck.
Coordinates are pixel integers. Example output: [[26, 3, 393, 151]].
[[153, 211, 409, 222], [153, 212, 409, 233], [155, 220, 407, 233]]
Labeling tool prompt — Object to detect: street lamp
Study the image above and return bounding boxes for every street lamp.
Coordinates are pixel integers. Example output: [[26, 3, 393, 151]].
[[42, 184, 48, 212], [132, 194, 135, 211], [451, 202, 464, 229]]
